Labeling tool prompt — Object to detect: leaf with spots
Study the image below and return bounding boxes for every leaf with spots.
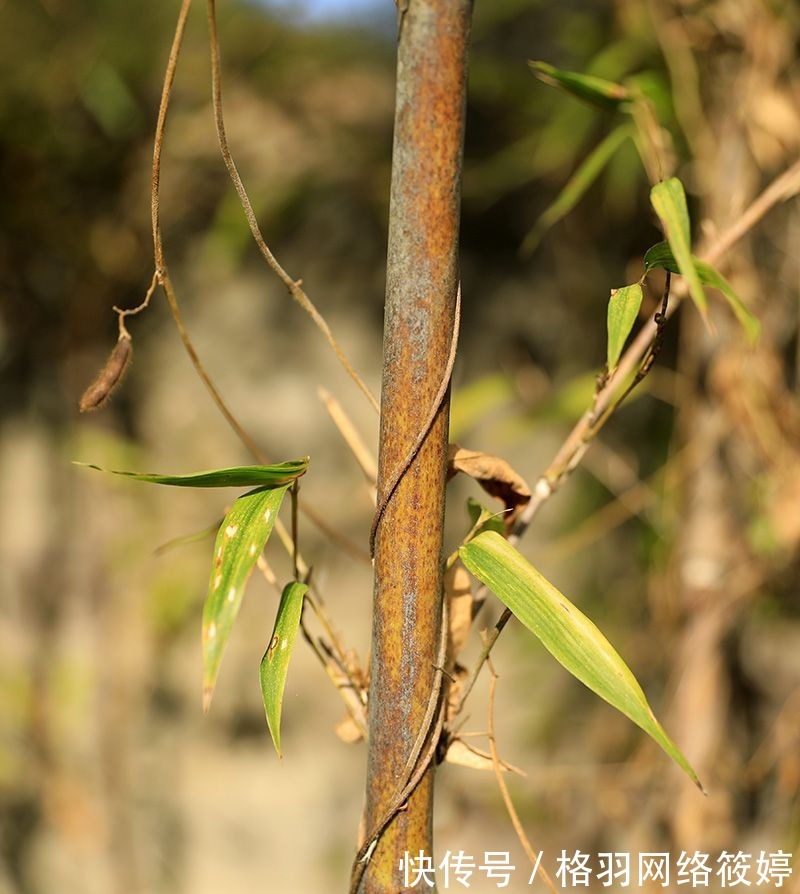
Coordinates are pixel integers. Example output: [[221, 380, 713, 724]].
[[203, 485, 290, 711], [459, 531, 702, 790], [260, 581, 307, 756], [75, 458, 308, 489]]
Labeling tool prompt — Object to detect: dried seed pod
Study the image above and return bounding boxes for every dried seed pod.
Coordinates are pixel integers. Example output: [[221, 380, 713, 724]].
[[79, 334, 133, 412]]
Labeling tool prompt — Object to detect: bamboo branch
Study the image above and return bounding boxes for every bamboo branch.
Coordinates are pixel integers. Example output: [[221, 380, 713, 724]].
[[455, 156, 800, 714]]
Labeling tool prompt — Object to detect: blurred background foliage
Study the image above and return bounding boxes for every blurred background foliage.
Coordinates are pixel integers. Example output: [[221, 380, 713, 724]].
[[1, 0, 799, 891]]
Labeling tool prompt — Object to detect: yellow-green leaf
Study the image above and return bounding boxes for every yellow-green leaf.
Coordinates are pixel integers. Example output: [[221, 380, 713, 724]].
[[260, 581, 307, 756], [202, 485, 289, 711], [650, 178, 708, 321], [607, 283, 644, 371], [459, 531, 702, 789]]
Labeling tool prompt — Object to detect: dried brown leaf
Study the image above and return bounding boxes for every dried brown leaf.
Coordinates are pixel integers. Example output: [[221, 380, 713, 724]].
[[448, 444, 531, 526], [445, 564, 474, 664], [444, 738, 525, 775]]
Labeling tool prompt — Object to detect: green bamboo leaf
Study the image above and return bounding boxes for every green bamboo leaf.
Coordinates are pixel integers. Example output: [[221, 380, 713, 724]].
[[644, 242, 760, 342], [459, 531, 702, 789], [650, 179, 708, 321], [75, 458, 308, 488], [260, 581, 307, 756], [521, 124, 634, 255], [529, 61, 632, 109], [606, 283, 644, 371], [202, 485, 289, 711], [643, 240, 679, 273]]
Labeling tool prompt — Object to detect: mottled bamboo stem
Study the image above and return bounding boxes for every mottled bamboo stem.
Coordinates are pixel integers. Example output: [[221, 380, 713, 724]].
[[360, 2, 472, 891]]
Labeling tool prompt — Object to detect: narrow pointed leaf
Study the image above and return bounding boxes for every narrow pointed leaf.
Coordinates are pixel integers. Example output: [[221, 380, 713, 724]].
[[607, 283, 644, 370], [260, 581, 307, 756], [644, 241, 760, 342], [75, 458, 308, 489], [650, 178, 708, 320], [202, 485, 289, 711], [522, 124, 634, 255], [529, 61, 632, 109], [459, 531, 701, 789]]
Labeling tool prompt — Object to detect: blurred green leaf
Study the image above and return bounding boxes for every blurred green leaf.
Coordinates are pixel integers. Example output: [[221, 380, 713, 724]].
[[527, 372, 598, 425], [522, 123, 635, 255], [155, 521, 222, 556], [529, 60, 632, 109], [696, 261, 761, 342], [607, 283, 644, 370], [459, 531, 702, 789], [650, 178, 708, 320], [260, 581, 307, 756], [202, 485, 289, 711], [645, 241, 760, 341], [76, 459, 308, 489], [80, 61, 141, 138], [451, 374, 515, 440]]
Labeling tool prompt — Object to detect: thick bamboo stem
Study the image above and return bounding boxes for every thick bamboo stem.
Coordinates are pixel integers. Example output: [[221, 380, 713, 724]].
[[360, 2, 472, 891]]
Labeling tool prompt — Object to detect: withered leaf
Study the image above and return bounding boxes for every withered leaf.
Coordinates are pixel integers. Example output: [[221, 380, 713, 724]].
[[444, 738, 525, 775], [445, 563, 474, 666], [448, 444, 531, 526]]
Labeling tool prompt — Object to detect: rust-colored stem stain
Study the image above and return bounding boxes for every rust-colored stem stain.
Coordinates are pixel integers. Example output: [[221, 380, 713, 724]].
[[362, 1, 472, 891]]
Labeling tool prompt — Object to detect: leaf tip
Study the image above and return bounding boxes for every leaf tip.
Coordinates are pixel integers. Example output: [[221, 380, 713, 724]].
[[202, 686, 214, 714]]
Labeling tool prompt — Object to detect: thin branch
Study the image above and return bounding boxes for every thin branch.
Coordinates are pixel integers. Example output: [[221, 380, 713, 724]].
[[206, 0, 379, 414], [152, 0, 193, 271], [113, 271, 159, 339], [145, 2, 369, 572], [318, 387, 378, 489]]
